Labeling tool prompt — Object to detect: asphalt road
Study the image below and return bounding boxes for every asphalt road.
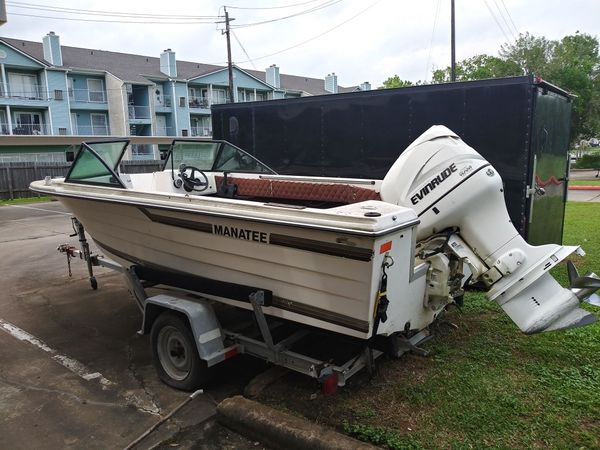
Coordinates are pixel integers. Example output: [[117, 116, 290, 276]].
[[0, 201, 264, 449]]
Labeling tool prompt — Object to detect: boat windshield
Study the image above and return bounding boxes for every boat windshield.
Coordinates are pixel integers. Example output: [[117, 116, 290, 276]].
[[164, 140, 275, 174], [65, 140, 128, 187]]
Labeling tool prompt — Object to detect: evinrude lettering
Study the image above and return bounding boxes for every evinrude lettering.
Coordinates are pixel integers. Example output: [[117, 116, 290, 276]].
[[410, 163, 458, 205], [213, 224, 268, 243]]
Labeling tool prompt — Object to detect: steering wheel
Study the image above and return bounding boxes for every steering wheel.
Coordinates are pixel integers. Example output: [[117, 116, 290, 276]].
[[177, 164, 209, 192]]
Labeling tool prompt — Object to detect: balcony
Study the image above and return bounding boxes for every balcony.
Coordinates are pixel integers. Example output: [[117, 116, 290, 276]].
[[154, 95, 172, 109], [188, 96, 209, 109], [69, 88, 107, 104], [190, 126, 211, 137], [128, 105, 151, 120], [72, 125, 110, 136], [188, 95, 230, 109], [154, 125, 174, 136], [4, 123, 50, 135], [1, 82, 47, 101]]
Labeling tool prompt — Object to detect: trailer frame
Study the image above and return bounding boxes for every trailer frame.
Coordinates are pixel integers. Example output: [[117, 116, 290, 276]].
[[58, 217, 432, 390]]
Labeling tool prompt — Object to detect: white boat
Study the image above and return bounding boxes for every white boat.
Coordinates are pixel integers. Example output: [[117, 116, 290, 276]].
[[31, 126, 599, 342]]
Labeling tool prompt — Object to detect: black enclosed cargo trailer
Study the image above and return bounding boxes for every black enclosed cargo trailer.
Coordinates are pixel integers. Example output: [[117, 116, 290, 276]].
[[212, 75, 573, 245]]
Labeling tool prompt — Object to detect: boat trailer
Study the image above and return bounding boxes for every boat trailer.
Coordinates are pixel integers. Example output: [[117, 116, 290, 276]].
[[58, 217, 433, 391]]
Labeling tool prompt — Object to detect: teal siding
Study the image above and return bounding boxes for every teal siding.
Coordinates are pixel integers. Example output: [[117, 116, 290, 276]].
[[173, 81, 190, 134], [46, 70, 71, 134], [0, 43, 44, 68], [72, 110, 109, 135], [192, 67, 271, 90], [190, 69, 229, 87], [68, 73, 107, 106]]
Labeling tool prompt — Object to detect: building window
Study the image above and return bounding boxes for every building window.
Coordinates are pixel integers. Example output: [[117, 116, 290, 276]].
[[91, 113, 108, 135], [190, 116, 211, 136], [71, 113, 78, 134], [189, 87, 206, 108], [87, 79, 105, 102], [13, 111, 43, 135], [8, 73, 39, 99], [212, 89, 227, 104], [67, 77, 74, 98], [0, 110, 8, 135]]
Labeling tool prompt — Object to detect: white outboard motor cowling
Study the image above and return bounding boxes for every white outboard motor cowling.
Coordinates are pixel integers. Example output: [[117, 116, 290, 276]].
[[381, 125, 598, 334]]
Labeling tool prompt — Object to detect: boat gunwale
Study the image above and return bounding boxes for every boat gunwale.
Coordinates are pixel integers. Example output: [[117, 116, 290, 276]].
[[30, 180, 420, 238]]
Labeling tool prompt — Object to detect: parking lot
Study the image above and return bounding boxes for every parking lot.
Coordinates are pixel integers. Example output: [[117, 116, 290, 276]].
[[0, 201, 263, 449]]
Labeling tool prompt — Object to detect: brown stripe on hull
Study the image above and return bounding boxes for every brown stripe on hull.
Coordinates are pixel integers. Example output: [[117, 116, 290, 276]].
[[140, 207, 373, 262]]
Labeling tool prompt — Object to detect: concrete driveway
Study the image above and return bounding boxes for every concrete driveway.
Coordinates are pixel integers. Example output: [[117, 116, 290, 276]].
[[0, 201, 263, 449]]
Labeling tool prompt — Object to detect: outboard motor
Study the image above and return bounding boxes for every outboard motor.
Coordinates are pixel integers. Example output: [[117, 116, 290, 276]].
[[381, 125, 599, 334]]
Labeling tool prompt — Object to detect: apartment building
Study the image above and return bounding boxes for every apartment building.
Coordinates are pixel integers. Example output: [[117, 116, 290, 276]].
[[0, 32, 371, 160]]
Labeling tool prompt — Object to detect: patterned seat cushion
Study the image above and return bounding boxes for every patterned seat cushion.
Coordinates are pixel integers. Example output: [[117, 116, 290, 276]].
[[215, 176, 380, 204]]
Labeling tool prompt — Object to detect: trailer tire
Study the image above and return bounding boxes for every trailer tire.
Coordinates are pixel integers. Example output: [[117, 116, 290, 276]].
[[151, 312, 211, 391]]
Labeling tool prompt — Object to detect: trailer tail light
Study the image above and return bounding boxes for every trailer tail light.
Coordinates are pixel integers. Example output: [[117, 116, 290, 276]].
[[224, 347, 238, 359], [321, 372, 339, 395]]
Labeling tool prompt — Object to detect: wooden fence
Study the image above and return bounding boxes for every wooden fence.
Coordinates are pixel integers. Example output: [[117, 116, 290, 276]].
[[0, 160, 163, 200]]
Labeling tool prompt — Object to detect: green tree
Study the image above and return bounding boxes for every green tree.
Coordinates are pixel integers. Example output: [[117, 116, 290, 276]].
[[431, 54, 521, 83], [497, 32, 598, 140], [388, 32, 600, 141], [545, 33, 600, 139], [379, 75, 415, 89], [499, 32, 554, 75]]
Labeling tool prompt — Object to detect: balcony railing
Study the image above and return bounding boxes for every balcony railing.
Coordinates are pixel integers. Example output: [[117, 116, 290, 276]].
[[7, 123, 49, 135], [188, 97, 209, 109], [190, 126, 211, 137], [154, 95, 172, 108], [128, 105, 151, 120], [72, 125, 110, 136], [131, 144, 155, 160], [188, 96, 230, 109], [154, 126, 174, 136], [69, 88, 107, 103], [1, 82, 47, 101]]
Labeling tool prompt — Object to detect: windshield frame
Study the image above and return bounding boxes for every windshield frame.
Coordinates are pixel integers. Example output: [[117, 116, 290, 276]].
[[163, 139, 277, 175], [64, 139, 129, 188]]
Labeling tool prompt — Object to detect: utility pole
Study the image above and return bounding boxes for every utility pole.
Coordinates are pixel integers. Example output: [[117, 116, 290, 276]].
[[223, 7, 235, 103], [450, 0, 456, 81]]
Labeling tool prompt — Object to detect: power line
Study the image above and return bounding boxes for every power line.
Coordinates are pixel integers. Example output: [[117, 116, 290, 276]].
[[483, 0, 511, 43], [499, 0, 519, 36], [231, 0, 343, 29], [224, 0, 324, 10], [232, 31, 256, 70], [225, 0, 382, 65], [8, 12, 218, 24], [492, 0, 516, 41], [425, 0, 441, 81], [6, 1, 219, 19]]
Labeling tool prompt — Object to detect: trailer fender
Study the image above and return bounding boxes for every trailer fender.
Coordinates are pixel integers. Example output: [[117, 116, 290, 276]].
[[141, 294, 225, 363]]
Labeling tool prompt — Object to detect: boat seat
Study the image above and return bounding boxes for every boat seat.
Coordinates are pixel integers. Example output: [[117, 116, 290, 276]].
[[214, 176, 380, 204]]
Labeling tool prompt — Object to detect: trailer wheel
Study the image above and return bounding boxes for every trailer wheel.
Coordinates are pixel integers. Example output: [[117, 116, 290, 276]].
[[151, 312, 211, 391]]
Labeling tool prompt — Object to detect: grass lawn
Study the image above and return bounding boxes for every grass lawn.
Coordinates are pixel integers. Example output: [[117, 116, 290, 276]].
[[0, 196, 52, 206], [258, 202, 600, 449], [570, 179, 600, 186]]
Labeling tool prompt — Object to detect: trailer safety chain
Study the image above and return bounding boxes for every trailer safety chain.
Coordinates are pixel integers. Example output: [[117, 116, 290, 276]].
[[57, 243, 78, 277], [372, 255, 393, 337]]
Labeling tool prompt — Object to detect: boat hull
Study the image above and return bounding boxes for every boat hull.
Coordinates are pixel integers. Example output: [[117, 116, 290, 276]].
[[32, 179, 432, 339]]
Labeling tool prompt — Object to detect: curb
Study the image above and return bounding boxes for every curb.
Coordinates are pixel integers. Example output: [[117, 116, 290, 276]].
[[569, 185, 600, 190], [217, 395, 378, 450]]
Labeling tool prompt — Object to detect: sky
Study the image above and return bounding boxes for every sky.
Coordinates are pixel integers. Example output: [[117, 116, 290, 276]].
[[1, 0, 599, 89]]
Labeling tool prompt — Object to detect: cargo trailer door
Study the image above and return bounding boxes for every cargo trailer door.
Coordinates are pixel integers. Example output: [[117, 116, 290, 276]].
[[526, 86, 572, 245]]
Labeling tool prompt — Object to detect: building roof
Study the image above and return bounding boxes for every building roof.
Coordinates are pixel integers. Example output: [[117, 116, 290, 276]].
[[1, 36, 356, 94]]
